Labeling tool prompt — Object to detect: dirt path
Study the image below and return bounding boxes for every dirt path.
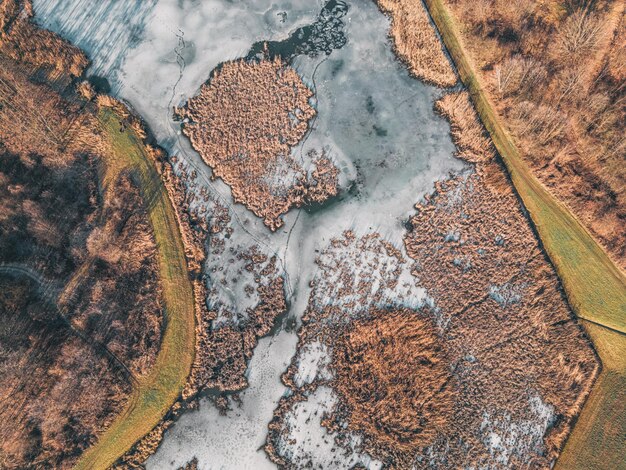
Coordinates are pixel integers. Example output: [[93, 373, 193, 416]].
[[73, 106, 195, 470]]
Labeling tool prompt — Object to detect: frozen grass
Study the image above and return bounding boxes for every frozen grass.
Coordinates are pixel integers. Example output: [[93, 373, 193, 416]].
[[276, 386, 382, 469]]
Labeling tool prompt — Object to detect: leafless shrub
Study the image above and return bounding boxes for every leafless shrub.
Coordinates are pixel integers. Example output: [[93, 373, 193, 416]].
[[578, 92, 619, 134], [509, 100, 568, 145], [554, 67, 586, 104], [86, 226, 122, 264], [492, 55, 548, 99], [562, 0, 597, 14]]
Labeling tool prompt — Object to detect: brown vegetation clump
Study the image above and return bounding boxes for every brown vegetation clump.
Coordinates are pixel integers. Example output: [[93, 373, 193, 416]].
[[435, 91, 495, 164], [331, 309, 453, 459], [0, 0, 88, 83], [176, 57, 339, 230], [178, 457, 198, 470], [375, 0, 457, 87], [442, 0, 626, 269]]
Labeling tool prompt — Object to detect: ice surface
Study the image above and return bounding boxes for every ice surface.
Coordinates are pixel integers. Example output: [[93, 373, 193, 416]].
[[33, 0, 158, 84], [292, 340, 333, 388], [147, 332, 298, 470], [275, 386, 383, 469], [479, 393, 556, 467]]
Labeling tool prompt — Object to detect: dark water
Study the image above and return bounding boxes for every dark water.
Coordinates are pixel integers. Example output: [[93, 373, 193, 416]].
[[246, 0, 349, 63]]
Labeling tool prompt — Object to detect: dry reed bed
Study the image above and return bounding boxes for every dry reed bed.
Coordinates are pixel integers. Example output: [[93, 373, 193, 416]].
[[375, 0, 457, 87], [329, 309, 454, 460], [265, 91, 599, 468], [403, 90, 598, 466]]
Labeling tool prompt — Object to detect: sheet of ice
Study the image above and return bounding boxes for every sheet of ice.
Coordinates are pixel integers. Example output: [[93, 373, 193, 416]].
[[33, 0, 158, 83], [33, 0, 320, 101], [147, 332, 298, 470], [275, 386, 383, 469], [32, 0, 466, 468], [292, 340, 333, 388]]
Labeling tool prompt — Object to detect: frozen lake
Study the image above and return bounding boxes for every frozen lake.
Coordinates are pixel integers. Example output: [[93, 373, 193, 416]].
[[32, 0, 464, 467]]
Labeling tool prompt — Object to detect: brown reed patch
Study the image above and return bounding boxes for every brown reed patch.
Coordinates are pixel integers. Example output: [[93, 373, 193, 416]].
[[176, 57, 338, 231], [331, 309, 453, 458], [375, 0, 457, 87]]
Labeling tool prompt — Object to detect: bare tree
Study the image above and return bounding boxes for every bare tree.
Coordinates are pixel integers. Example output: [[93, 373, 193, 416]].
[[553, 11, 605, 59]]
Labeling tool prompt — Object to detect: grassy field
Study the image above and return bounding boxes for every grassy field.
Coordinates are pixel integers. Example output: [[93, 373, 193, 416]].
[[74, 107, 195, 470], [557, 322, 626, 470], [421, 0, 626, 467]]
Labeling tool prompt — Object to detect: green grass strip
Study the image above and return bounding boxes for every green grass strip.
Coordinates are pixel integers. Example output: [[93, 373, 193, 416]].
[[74, 107, 195, 470], [556, 322, 626, 470]]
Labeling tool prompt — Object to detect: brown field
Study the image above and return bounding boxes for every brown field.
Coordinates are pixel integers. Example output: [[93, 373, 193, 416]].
[[402, 91, 599, 466], [408, 0, 626, 467]]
